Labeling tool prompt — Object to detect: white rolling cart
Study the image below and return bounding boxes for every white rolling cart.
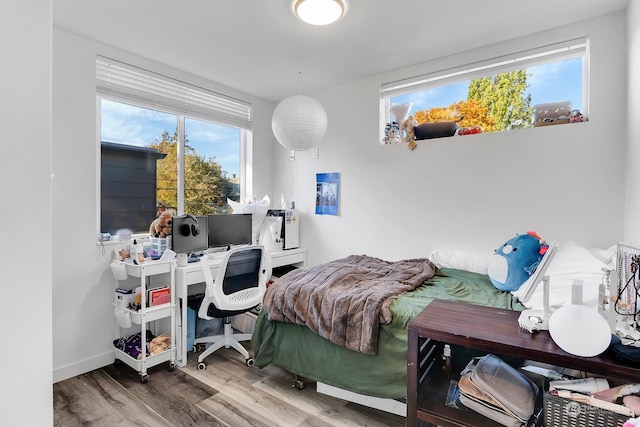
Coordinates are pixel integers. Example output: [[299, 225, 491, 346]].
[[111, 259, 176, 383]]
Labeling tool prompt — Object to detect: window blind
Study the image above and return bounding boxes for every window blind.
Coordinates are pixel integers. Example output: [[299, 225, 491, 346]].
[[381, 38, 588, 98], [96, 56, 251, 130]]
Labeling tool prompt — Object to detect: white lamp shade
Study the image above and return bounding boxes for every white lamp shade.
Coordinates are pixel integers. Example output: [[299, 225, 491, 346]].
[[272, 95, 328, 151]]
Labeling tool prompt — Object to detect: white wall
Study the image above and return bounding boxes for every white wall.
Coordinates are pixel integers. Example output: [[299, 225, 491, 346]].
[[274, 12, 628, 267], [51, 11, 631, 384], [51, 28, 277, 382], [1, 1, 53, 425], [626, 2, 640, 242]]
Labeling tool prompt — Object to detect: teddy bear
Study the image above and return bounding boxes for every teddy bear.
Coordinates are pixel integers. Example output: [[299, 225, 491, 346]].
[[148, 334, 171, 355], [400, 116, 418, 143], [133, 333, 171, 359], [149, 210, 173, 238]]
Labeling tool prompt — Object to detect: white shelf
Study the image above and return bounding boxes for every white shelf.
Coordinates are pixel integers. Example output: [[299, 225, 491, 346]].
[[113, 303, 172, 324], [123, 260, 173, 277], [113, 347, 173, 372], [112, 259, 176, 381]]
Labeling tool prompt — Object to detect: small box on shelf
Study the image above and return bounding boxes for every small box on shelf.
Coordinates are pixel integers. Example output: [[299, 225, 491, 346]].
[[151, 237, 168, 256]]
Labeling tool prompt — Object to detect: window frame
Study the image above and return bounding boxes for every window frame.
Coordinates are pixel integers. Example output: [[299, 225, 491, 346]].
[[96, 57, 252, 236], [379, 37, 589, 140]]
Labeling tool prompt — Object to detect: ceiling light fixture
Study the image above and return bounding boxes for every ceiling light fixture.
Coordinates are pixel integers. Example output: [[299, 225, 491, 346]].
[[294, 0, 345, 26]]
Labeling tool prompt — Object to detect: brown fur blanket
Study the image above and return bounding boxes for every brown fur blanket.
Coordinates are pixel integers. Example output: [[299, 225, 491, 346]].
[[262, 255, 436, 355]]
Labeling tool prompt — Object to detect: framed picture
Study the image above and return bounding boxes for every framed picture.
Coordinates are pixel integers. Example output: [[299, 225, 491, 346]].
[[316, 172, 339, 216]]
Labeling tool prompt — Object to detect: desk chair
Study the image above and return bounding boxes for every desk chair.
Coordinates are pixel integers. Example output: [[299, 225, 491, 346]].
[[194, 246, 271, 370]]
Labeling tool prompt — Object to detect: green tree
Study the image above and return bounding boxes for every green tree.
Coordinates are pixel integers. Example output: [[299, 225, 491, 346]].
[[149, 130, 237, 216], [468, 70, 533, 131]]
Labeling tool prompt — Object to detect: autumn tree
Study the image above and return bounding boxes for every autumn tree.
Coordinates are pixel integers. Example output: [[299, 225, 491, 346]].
[[468, 70, 533, 131], [410, 70, 532, 133], [413, 99, 497, 132], [149, 130, 237, 216]]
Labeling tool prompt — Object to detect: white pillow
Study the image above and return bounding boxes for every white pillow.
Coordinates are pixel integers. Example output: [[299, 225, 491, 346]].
[[512, 241, 613, 310], [428, 249, 492, 275]]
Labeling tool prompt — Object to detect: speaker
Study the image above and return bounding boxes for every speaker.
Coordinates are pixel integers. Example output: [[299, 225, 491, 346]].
[[178, 214, 200, 237]]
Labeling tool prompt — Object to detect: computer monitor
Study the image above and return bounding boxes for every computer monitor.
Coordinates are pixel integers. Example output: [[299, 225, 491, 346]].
[[171, 214, 208, 256], [208, 213, 253, 250]]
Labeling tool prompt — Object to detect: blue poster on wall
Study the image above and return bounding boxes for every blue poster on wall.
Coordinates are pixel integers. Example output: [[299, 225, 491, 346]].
[[316, 172, 339, 216]]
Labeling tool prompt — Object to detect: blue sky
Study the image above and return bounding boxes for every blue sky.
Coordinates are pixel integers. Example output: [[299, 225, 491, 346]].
[[102, 58, 582, 171], [391, 57, 583, 115], [101, 100, 241, 178]]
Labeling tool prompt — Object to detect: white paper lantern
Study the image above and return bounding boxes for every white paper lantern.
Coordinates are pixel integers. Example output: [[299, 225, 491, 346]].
[[272, 95, 328, 151]]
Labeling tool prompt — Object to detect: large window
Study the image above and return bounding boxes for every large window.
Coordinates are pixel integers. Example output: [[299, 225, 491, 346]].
[[380, 38, 588, 141], [97, 57, 251, 235]]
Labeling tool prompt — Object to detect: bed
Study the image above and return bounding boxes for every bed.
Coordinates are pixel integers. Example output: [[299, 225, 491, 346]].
[[252, 255, 523, 398], [251, 243, 612, 412]]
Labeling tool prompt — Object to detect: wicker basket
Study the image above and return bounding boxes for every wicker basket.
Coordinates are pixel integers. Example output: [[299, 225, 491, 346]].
[[543, 391, 627, 427]]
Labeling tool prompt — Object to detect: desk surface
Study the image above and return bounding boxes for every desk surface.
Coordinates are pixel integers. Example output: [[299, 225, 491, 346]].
[[174, 246, 306, 367], [176, 247, 306, 275], [410, 299, 640, 382]]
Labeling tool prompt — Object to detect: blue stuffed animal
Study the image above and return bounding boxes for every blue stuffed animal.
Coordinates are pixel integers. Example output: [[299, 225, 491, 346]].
[[488, 231, 548, 292]]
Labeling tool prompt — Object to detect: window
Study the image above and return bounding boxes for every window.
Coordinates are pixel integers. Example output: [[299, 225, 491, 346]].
[[380, 38, 588, 142], [97, 57, 251, 235]]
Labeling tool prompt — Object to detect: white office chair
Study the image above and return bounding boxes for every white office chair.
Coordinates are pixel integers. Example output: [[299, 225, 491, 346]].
[[194, 245, 271, 370]]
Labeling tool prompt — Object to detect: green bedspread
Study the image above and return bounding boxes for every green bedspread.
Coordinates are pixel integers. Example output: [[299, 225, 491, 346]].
[[252, 268, 525, 399]]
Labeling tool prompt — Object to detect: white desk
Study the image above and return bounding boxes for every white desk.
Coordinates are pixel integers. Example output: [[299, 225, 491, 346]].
[[174, 247, 306, 367]]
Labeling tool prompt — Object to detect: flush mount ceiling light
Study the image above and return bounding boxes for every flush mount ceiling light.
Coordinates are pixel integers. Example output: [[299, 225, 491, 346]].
[[294, 0, 345, 26]]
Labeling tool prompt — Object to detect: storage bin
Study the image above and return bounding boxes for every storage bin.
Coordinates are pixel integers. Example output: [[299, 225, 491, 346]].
[[543, 390, 627, 427], [187, 307, 196, 351], [532, 101, 572, 127], [151, 237, 168, 255]]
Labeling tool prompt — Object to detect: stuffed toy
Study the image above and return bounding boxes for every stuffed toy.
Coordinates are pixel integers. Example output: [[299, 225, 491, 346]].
[[148, 334, 171, 356], [488, 231, 549, 292], [149, 210, 173, 238], [400, 116, 418, 143], [113, 330, 155, 359], [382, 121, 401, 144]]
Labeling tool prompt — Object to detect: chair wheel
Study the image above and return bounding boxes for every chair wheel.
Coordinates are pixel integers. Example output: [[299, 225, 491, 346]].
[[197, 362, 206, 371], [245, 358, 255, 367], [293, 380, 305, 390]]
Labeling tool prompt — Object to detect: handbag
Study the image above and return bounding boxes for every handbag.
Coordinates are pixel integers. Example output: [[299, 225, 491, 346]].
[[458, 354, 539, 427]]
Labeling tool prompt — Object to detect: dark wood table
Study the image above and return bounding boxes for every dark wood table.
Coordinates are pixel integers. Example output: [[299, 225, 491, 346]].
[[406, 299, 640, 427]]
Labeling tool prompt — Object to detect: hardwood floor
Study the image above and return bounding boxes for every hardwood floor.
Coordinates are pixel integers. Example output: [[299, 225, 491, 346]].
[[54, 347, 406, 427]]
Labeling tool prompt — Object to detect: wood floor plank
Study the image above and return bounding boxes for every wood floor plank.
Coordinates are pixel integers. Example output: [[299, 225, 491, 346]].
[[183, 347, 405, 427], [53, 369, 173, 427], [197, 392, 278, 427], [103, 362, 221, 426], [183, 351, 316, 426], [254, 376, 404, 427], [54, 346, 407, 427]]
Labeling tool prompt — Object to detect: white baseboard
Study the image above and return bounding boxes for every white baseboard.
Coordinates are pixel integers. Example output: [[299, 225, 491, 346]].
[[53, 351, 114, 383], [316, 382, 406, 417]]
